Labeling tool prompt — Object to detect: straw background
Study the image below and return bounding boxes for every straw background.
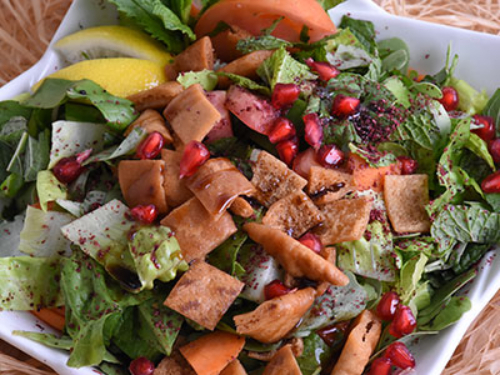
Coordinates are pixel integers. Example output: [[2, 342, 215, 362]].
[[0, 0, 499, 374]]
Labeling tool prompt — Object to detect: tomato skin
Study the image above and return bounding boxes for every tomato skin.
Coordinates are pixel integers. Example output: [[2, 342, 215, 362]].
[[195, 0, 336, 43]]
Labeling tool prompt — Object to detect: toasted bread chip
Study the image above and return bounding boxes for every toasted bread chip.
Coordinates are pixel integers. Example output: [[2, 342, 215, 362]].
[[164, 84, 221, 144], [211, 25, 253, 62], [244, 223, 349, 286], [316, 246, 337, 296], [251, 151, 307, 207], [230, 197, 254, 218], [330, 310, 382, 375], [180, 331, 245, 375], [125, 109, 173, 144], [384, 174, 431, 233], [161, 197, 237, 261], [220, 360, 247, 375], [154, 351, 196, 375], [161, 149, 194, 208], [307, 166, 354, 204], [118, 160, 168, 214], [262, 190, 324, 238], [262, 345, 302, 375], [218, 50, 274, 88], [315, 198, 372, 245], [127, 82, 184, 112], [165, 260, 244, 330], [234, 288, 316, 343], [187, 158, 255, 217], [165, 36, 215, 79]]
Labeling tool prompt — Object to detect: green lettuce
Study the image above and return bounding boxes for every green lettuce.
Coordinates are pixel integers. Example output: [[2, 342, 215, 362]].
[[337, 221, 397, 282], [397, 252, 428, 304], [297, 333, 334, 375], [36, 170, 68, 211], [449, 76, 489, 115], [0, 256, 62, 310], [177, 70, 219, 91], [338, 16, 377, 54], [129, 226, 188, 289]]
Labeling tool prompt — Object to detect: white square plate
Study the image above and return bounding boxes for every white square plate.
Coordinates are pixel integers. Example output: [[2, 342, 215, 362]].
[[1, 0, 499, 374]]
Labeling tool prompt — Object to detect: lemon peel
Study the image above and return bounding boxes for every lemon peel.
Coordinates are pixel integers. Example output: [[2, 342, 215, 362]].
[[32, 58, 167, 98]]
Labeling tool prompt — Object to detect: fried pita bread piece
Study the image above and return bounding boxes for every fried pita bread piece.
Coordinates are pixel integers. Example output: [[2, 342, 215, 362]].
[[384, 174, 431, 233], [262, 190, 324, 238], [330, 310, 382, 375], [307, 166, 354, 204], [314, 198, 372, 245], [186, 158, 255, 217], [165, 36, 215, 79], [220, 360, 247, 375], [251, 151, 307, 207], [153, 351, 196, 375], [262, 345, 302, 375], [180, 331, 245, 375], [161, 149, 194, 208], [127, 81, 184, 112], [229, 197, 254, 218], [244, 223, 349, 286], [164, 84, 221, 144], [161, 197, 236, 261], [165, 260, 244, 330], [125, 109, 173, 144], [234, 287, 316, 343], [218, 50, 274, 88], [118, 160, 168, 214]]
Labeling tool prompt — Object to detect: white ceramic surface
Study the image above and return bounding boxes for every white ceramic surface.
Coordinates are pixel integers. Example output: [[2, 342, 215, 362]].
[[1, 0, 500, 374]]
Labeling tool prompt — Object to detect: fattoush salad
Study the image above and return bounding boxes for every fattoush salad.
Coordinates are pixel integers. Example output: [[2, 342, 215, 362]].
[[1, 0, 500, 374]]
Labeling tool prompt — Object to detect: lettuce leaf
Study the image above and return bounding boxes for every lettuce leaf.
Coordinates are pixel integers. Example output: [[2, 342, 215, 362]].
[[19, 206, 73, 257], [0, 213, 25, 257], [208, 229, 247, 278], [483, 88, 500, 134], [177, 70, 219, 91], [36, 170, 68, 211], [338, 16, 377, 55], [337, 221, 397, 282], [297, 332, 333, 375], [0, 256, 62, 310], [449, 76, 489, 115], [397, 252, 428, 304], [216, 72, 271, 96], [48, 121, 108, 169], [295, 272, 367, 336], [129, 226, 188, 289]]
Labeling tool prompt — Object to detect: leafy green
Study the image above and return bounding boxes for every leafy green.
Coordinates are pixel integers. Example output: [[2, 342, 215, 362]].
[[391, 113, 440, 150], [257, 47, 317, 89], [0, 116, 28, 146], [337, 221, 397, 282], [327, 44, 373, 70], [65, 103, 105, 123], [338, 16, 377, 54], [449, 76, 489, 115], [129, 226, 188, 290], [18, 206, 73, 257], [316, 0, 344, 10], [208, 229, 247, 278], [6, 131, 28, 176], [108, 0, 195, 54], [297, 333, 333, 375], [177, 69, 219, 91], [0, 256, 62, 310], [236, 36, 292, 54], [483, 88, 500, 134], [0, 173, 24, 198], [397, 252, 428, 304], [348, 143, 398, 167], [384, 76, 411, 108], [296, 272, 367, 336], [420, 296, 471, 331], [0, 213, 25, 256], [453, 243, 491, 274], [466, 133, 495, 170], [24, 79, 138, 131], [216, 72, 271, 96], [36, 170, 68, 211], [0, 101, 32, 128], [377, 38, 410, 73], [23, 130, 50, 181]]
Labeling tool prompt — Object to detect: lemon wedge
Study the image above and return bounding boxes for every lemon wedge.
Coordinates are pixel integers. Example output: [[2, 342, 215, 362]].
[[33, 58, 167, 98], [54, 25, 173, 66]]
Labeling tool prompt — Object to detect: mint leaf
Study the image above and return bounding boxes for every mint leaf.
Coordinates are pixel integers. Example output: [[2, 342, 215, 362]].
[[24, 130, 50, 182], [391, 113, 440, 149], [236, 36, 292, 54], [420, 296, 471, 331], [177, 69, 219, 91]]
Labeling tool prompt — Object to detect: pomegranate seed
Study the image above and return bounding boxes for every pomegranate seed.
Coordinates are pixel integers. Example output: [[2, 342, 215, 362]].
[[438, 86, 459, 111], [130, 205, 158, 224], [385, 342, 415, 369], [303, 113, 323, 149], [136, 131, 164, 160], [368, 357, 393, 375], [179, 141, 210, 179], [292, 148, 321, 178], [276, 136, 299, 166], [264, 280, 291, 300], [317, 321, 350, 347], [396, 156, 418, 175], [271, 83, 300, 109], [331, 94, 360, 118], [377, 292, 400, 321], [129, 357, 155, 375], [53, 156, 86, 184], [298, 232, 322, 254], [305, 58, 340, 81], [472, 115, 496, 142], [389, 305, 416, 338], [482, 170, 500, 193], [316, 144, 345, 167], [268, 118, 296, 144], [489, 139, 500, 163]]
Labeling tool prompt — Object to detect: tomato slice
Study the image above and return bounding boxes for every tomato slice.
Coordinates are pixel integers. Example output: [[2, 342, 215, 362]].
[[195, 0, 336, 43]]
